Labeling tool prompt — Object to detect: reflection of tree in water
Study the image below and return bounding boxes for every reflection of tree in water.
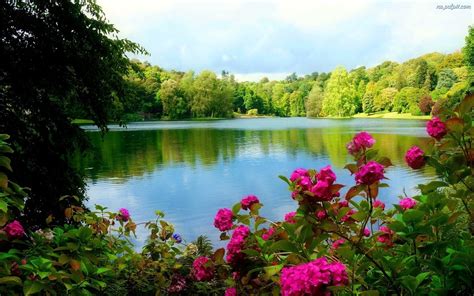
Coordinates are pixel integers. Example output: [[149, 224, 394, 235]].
[[73, 127, 433, 182]]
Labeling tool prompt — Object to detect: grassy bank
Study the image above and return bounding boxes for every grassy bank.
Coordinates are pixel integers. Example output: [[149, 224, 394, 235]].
[[352, 112, 431, 120]]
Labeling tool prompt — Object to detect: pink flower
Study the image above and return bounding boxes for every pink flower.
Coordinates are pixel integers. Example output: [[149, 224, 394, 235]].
[[167, 274, 186, 294], [427, 117, 447, 141], [317, 165, 336, 184], [341, 209, 356, 223], [332, 239, 345, 250], [377, 226, 394, 247], [280, 257, 348, 296], [241, 195, 260, 210], [214, 208, 234, 231], [346, 132, 375, 155], [262, 227, 275, 241], [311, 180, 332, 201], [225, 287, 237, 296], [405, 146, 425, 169], [117, 208, 130, 222], [3, 220, 25, 239], [399, 197, 417, 210], [226, 225, 250, 264], [192, 257, 214, 281], [284, 212, 296, 224], [373, 200, 385, 210], [316, 210, 327, 220], [363, 228, 371, 237], [339, 200, 349, 207], [290, 168, 309, 182], [355, 161, 385, 185]]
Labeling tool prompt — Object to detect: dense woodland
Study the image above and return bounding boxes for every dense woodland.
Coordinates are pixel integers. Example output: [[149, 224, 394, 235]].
[[115, 50, 472, 120]]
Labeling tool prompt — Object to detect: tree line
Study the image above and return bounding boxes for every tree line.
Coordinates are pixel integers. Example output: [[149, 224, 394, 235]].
[[121, 39, 473, 120]]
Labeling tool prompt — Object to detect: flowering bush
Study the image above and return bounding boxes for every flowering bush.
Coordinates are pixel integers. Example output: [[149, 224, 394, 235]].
[[0, 93, 473, 295]]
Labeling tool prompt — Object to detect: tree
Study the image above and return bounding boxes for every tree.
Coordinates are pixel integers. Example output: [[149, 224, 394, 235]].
[[305, 85, 324, 117], [159, 79, 189, 119], [463, 26, 474, 83], [418, 95, 435, 115], [0, 0, 144, 227], [374, 87, 398, 112], [393, 87, 425, 114], [289, 90, 305, 116], [362, 82, 377, 114], [436, 69, 458, 89], [322, 67, 356, 116]]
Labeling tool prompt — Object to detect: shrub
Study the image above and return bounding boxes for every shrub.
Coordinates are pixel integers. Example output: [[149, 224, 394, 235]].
[[418, 95, 435, 114]]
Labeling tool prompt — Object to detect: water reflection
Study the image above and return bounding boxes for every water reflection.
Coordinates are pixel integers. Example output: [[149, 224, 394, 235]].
[[76, 118, 434, 247]]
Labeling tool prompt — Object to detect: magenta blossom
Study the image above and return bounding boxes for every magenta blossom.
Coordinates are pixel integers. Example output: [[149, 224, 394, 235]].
[[315, 210, 327, 220], [332, 239, 345, 250], [226, 225, 250, 264], [117, 208, 130, 222], [317, 165, 336, 184], [427, 117, 447, 141], [399, 197, 417, 210], [225, 287, 237, 296], [405, 146, 426, 169], [262, 227, 275, 241], [284, 212, 297, 224], [363, 228, 371, 237], [167, 274, 186, 294], [3, 220, 25, 239], [280, 257, 348, 296], [290, 168, 309, 182], [192, 257, 214, 281], [373, 200, 385, 210], [339, 200, 349, 207], [347, 131, 375, 155], [377, 226, 394, 247], [241, 195, 260, 210], [214, 208, 233, 231], [355, 161, 385, 185]]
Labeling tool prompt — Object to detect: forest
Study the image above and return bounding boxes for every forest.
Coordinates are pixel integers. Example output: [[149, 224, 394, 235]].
[[111, 50, 471, 120]]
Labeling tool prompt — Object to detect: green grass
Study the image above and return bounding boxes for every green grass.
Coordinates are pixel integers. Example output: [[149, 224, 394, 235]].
[[352, 112, 431, 120], [72, 119, 94, 124]]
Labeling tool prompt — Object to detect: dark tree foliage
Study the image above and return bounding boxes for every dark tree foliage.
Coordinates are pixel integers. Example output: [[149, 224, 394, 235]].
[[418, 95, 435, 115], [0, 0, 144, 227]]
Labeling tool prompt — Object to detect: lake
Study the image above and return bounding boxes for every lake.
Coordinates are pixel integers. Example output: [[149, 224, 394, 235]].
[[77, 118, 434, 247]]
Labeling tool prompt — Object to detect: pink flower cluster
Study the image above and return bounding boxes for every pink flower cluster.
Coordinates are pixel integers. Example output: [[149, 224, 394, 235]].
[[225, 287, 237, 296], [346, 131, 375, 155], [262, 227, 275, 241], [2, 220, 25, 239], [426, 117, 447, 141], [405, 146, 425, 169], [315, 210, 327, 220], [214, 208, 234, 231], [284, 212, 296, 224], [290, 166, 339, 201], [226, 225, 250, 264], [241, 195, 260, 210], [332, 239, 345, 250], [192, 257, 214, 281], [280, 257, 348, 296], [167, 274, 186, 293], [399, 197, 417, 210], [117, 208, 130, 222], [373, 200, 385, 210], [355, 161, 385, 185], [377, 226, 394, 247]]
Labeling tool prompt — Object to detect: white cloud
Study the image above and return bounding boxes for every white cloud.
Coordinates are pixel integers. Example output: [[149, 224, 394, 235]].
[[97, 0, 473, 74]]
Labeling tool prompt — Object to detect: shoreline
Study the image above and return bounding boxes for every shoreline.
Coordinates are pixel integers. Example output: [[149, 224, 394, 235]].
[[73, 112, 430, 125]]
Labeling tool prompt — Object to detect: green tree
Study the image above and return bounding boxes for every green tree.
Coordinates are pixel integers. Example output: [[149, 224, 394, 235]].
[[436, 68, 458, 89], [305, 85, 324, 117], [322, 67, 356, 116], [362, 82, 377, 114], [289, 90, 305, 116], [159, 79, 188, 119], [374, 87, 398, 111], [0, 0, 144, 226], [393, 87, 425, 114]]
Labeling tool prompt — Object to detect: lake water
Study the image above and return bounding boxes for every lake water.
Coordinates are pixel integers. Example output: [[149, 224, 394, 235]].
[[77, 118, 434, 247]]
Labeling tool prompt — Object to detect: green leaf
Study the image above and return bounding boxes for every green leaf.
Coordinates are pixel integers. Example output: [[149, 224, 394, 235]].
[[269, 240, 299, 253], [232, 202, 241, 215], [400, 275, 417, 293], [278, 175, 291, 185], [416, 272, 431, 286], [23, 280, 44, 295], [419, 181, 448, 194], [95, 267, 112, 275], [0, 156, 12, 171], [0, 199, 7, 213], [402, 210, 424, 224], [264, 264, 283, 277], [0, 276, 22, 286]]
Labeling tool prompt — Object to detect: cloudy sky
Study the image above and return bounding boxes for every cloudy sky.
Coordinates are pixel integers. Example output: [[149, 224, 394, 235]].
[[98, 0, 473, 81]]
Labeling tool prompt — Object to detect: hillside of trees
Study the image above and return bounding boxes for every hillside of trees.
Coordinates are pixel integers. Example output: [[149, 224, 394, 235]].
[[117, 44, 473, 120]]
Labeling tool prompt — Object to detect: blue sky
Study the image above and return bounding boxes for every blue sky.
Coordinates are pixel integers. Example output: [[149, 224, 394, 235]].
[[98, 0, 473, 81]]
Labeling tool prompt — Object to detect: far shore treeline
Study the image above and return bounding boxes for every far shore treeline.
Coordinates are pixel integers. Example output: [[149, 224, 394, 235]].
[[90, 44, 474, 122]]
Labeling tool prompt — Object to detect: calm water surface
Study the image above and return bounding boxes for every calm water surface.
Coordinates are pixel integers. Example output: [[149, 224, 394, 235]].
[[77, 118, 434, 246]]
